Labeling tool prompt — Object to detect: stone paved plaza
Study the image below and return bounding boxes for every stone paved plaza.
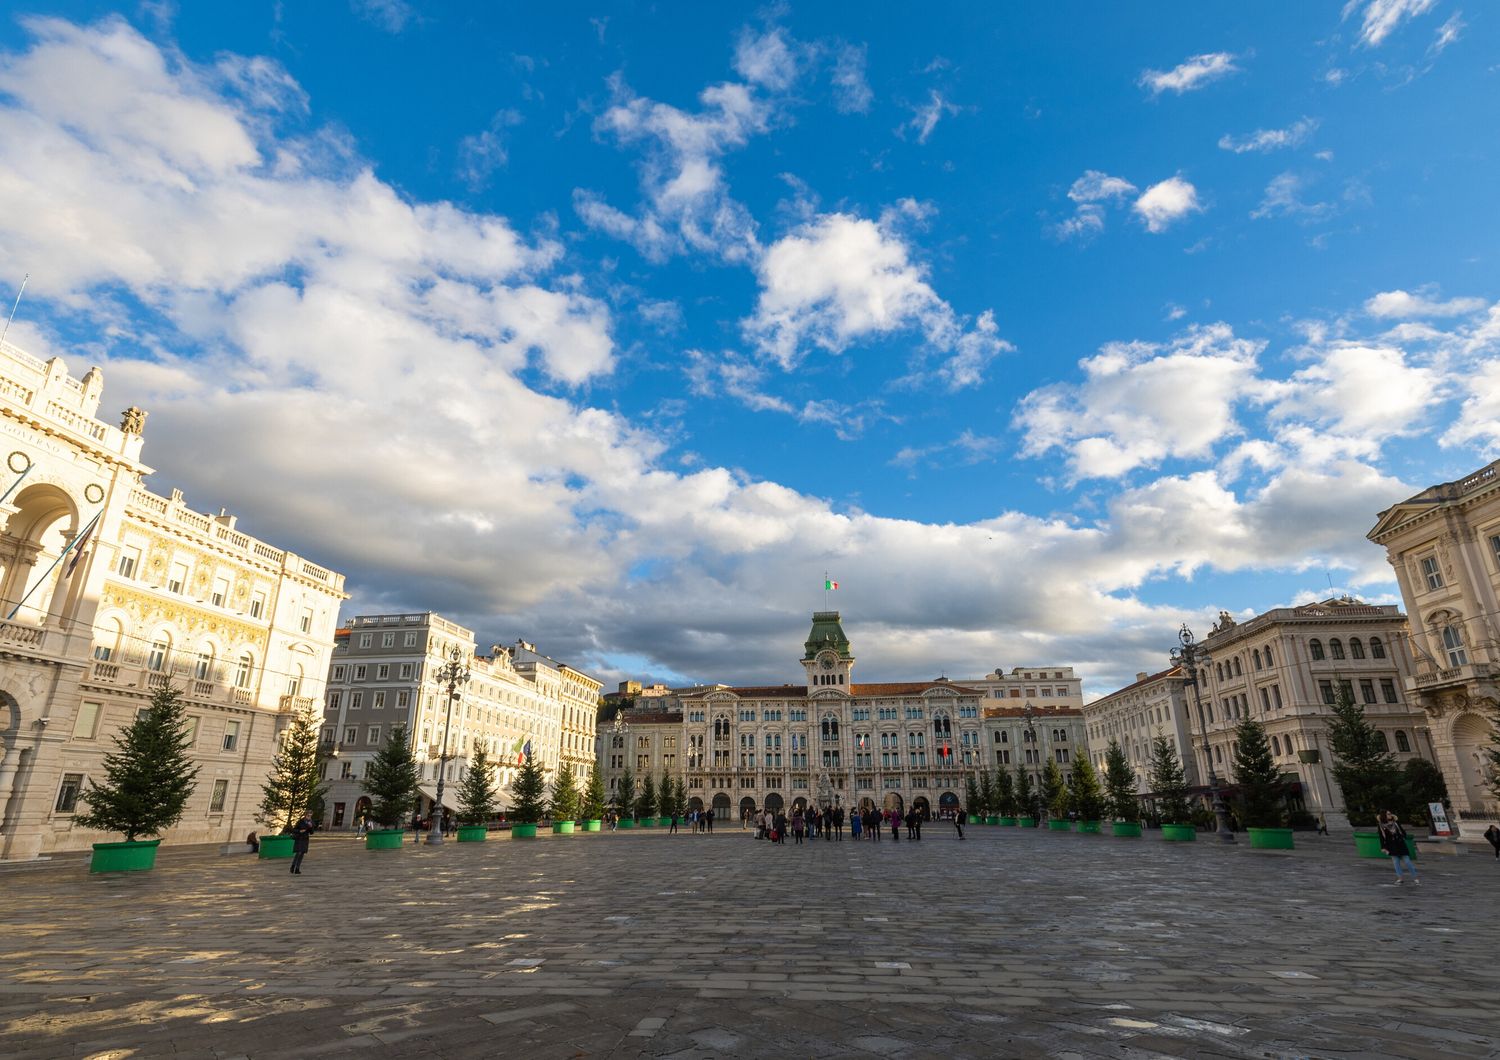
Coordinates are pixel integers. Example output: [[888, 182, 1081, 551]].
[[2, 825, 1497, 1059]]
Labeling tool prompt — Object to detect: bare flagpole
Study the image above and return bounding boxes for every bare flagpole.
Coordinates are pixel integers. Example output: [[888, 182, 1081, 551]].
[[0, 273, 29, 349]]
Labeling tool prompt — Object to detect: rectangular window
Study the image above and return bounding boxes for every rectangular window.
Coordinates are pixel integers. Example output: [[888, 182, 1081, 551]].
[[55, 773, 84, 813], [147, 640, 168, 673], [350, 692, 363, 709], [1421, 555, 1443, 590], [117, 546, 141, 579], [1040, 688, 1053, 697], [1490, 533, 1500, 569], [1259, 688, 1270, 712], [223, 721, 241, 752], [72, 701, 101, 740], [358, 633, 372, 649], [300, 608, 313, 634], [332, 665, 346, 682], [373, 691, 386, 709], [327, 691, 341, 711], [184, 716, 198, 747], [250, 591, 266, 619], [93, 642, 113, 662], [1318, 680, 1336, 706], [396, 690, 409, 708], [195, 652, 212, 680], [209, 779, 229, 812], [403, 632, 417, 647], [1359, 680, 1376, 704], [354, 665, 367, 681], [368, 726, 381, 745], [344, 726, 357, 743], [381, 633, 395, 647], [398, 663, 413, 680], [167, 561, 188, 594], [376, 665, 390, 680], [340, 761, 354, 779], [211, 578, 229, 607], [1380, 679, 1399, 704]]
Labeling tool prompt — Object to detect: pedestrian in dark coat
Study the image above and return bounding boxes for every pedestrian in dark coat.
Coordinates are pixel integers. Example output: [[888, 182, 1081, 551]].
[[1378, 810, 1418, 885], [1485, 823, 1500, 859], [289, 814, 315, 875]]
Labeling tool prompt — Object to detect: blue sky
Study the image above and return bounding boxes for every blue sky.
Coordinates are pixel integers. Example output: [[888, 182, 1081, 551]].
[[0, 2, 1495, 695]]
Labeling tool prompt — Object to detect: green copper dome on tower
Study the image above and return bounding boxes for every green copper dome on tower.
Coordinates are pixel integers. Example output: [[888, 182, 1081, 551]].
[[803, 611, 852, 660]]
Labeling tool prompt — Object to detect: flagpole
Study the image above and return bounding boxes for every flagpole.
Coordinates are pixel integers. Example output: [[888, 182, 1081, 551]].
[[7, 508, 102, 621], [0, 459, 33, 508]]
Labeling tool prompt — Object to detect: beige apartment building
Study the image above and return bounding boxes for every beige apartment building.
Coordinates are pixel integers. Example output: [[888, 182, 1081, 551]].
[[1083, 666, 1204, 794], [0, 341, 346, 858], [1369, 460, 1500, 828], [1198, 599, 1432, 829]]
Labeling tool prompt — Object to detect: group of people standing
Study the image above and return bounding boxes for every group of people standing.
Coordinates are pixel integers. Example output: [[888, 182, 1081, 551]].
[[753, 805, 966, 845]]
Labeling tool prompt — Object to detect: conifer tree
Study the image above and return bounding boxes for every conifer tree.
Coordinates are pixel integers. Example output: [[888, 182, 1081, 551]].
[[1148, 733, 1190, 825], [76, 685, 199, 842], [636, 771, 657, 820], [964, 773, 982, 815], [509, 750, 547, 824], [1013, 765, 1037, 819], [581, 766, 607, 821], [363, 726, 421, 828], [995, 767, 1016, 816], [657, 770, 675, 817], [615, 764, 634, 817], [1103, 738, 1140, 823], [1326, 682, 1400, 826], [673, 777, 687, 819], [258, 707, 327, 833], [456, 746, 498, 825], [1231, 718, 1285, 828], [548, 762, 578, 822], [1067, 755, 1105, 821], [979, 768, 996, 815], [1042, 758, 1068, 820]]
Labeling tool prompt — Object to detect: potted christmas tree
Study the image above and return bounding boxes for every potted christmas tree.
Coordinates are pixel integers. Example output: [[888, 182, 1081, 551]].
[[76, 685, 199, 873], [455, 746, 497, 842], [995, 768, 1018, 825], [1327, 683, 1404, 856], [256, 706, 327, 859], [635, 772, 657, 827], [1234, 718, 1293, 849], [1149, 733, 1195, 841], [1014, 766, 1038, 827], [1068, 756, 1105, 833], [509, 748, 547, 838], [655, 769, 674, 827], [615, 764, 636, 828], [673, 778, 688, 825], [1104, 738, 1142, 837], [580, 766, 607, 831], [980, 769, 1000, 825], [363, 726, 420, 849], [964, 773, 983, 824], [549, 762, 578, 834], [1042, 759, 1071, 830]]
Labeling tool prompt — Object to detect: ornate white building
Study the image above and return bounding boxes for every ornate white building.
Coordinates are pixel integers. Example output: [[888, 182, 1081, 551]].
[[0, 341, 346, 858], [598, 612, 1089, 820], [1369, 461, 1500, 829], [1083, 666, 1203, 794]]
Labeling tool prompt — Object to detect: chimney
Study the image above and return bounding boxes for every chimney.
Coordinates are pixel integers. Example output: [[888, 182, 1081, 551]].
[[1136, 672, 1148, 682]]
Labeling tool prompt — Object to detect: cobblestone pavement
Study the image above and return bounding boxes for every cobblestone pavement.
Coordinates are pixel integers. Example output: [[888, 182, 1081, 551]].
[[2, 825, 1497, 1059]]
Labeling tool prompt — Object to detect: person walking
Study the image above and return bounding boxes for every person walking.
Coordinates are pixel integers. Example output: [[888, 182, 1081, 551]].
[[868, 808, 881, 842], [706, 808, 715, 833], [913, 811, 923, 841], [791, 809, 805, 845], [953, 810, 965, 841], [1378, 810, 1419, 885], [849, 807, 861, 840], [289, 814, 315, 875], [668, 812, 679, 834], [1485, 823, 1500, 859], [890, 811, 901, 843]]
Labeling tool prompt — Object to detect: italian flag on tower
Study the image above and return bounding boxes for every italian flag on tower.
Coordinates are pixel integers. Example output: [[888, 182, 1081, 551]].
[[824, 577, 838, 590]]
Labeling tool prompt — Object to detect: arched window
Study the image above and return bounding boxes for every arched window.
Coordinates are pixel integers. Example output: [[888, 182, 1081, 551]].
[[1000, 730, 1009, 744], [1216, 663, 1224, 680], [821, 715, 839, 741], [1264, 644, 1273, 666], [147, 636, 170, 673], [195, 646, 215, 680], [1253, 649, 1262, 670], [1394, 730, 1411, 753], [1329, 638, 1345, 660], [285, 664, 303, 697], [234, 652, 254, 688], [1271, 735, 1282, 756], [1441, 625, 1468, 666], [1369, 637, 1385, 659], [1232, 657, 1243, 677], [1375, 731, 1389, 752], [1349, 638, 1365, 659], [1309, 639, 1325, 661], [93, 618, 124, 662], [932, 713, 951, 736]]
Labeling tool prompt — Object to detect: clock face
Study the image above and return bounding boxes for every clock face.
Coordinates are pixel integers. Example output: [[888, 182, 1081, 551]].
[[820, 657, 834, 670]]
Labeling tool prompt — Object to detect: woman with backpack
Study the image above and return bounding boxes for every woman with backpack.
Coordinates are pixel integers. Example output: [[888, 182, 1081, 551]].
[[1377, 810, 1419, 886]]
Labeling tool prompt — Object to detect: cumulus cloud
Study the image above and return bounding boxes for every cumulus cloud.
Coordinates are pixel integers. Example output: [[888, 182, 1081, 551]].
[[1264, 344, 1440, 442], [1344, 0, 1437, 48], [1050, 171, 1138, 241], [1364, 288, 1487, 318], [1133, 176, 1203, 233], [733, 27, 799, 90], [1139, 52, 1240, 95], [830, 42, 873, 113], [1218, 117, 1318, 154], [1014, 324, 1263, 480], [743, 211, 1010, 388]]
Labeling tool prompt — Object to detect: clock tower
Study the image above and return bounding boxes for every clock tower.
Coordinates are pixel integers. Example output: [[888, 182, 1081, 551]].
[[802, 611, 854, 692]]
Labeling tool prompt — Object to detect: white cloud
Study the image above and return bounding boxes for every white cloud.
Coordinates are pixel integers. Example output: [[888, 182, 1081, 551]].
[[830, 42, 872, 113], [1014, 324, 1263, 480], [1264, 344, 1440, 441], [1365, 288, 1487, 318], [744, 212, 1010, 388], [1218, 117, 1318, 154], [1133, 176, 1202, 233], [1251, 171, 1355, 222], [1344, 0, 1437, 47], [1069, 170, 1137, 203], [1049, 205, 1106, 242], [899, 89, 960, 144], [1429, 13, 1465, 55], [890, 430, 1000, 470], [1442, 358, 1500, 450], [456, 109, 521, 191], [1139, 52, 1241, 95], [351, 0, 412, 33], [733, 27, 798, 90]]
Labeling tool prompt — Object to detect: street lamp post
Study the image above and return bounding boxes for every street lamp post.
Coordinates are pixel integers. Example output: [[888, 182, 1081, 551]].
[[426, 645, 471, 846], [609, 711, 629, 817], [1022, 703, 1040, 823], [1171, 624, 1236, 843]]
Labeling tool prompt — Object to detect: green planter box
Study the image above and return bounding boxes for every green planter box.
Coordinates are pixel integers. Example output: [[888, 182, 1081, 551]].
[[456, 826, 488, 843], [656, 816, 672, 827], [1047, 819, 1073, 831], [258, 834, 295, 859], [1353, 831, 1383, 858], [552, 821, 575, 834], [511, 823, 539, 838], [583, 819, 602, 832], [1076, 820, 1102, 834], [1160, 823, 1197, 842], [985, 815, 1000, 825], [967, 814, 982, 824], [1248, 827, 1295, 850], [617, 819, 636, 829], [999, 816, 1018, 826], [1018, 816, 1036, 828], [1111, 821, 1143, 838], [638, 818, 654, 828], [365, 829, 405, 850], [89, 839, 161, 873]]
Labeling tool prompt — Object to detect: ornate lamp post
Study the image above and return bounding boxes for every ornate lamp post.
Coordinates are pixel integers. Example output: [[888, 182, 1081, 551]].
[[609, 711, 629, 815], [425, 645, 471, 846], [1022, 703, 1040, 821], [1171, 624, 1235, 843]]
